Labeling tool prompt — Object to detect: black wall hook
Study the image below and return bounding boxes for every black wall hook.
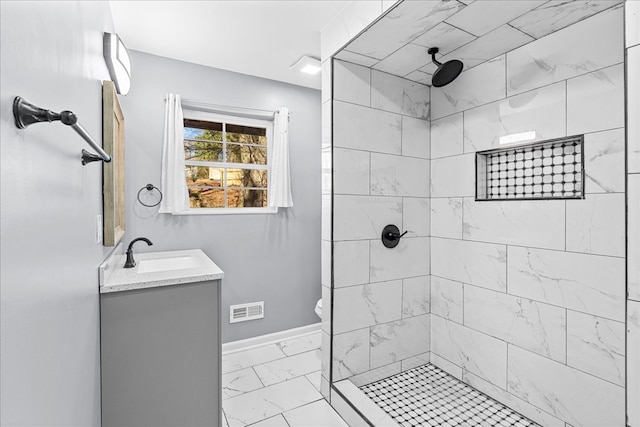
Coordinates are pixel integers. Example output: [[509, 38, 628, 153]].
[[381, 224, 408, 249]]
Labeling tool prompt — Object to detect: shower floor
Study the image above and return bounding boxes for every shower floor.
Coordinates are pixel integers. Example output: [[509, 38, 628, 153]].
[[360, 363, 539, 427]]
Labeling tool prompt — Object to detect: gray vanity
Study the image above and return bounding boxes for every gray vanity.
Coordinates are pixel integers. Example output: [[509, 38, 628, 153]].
[[99, 246, 223, 427]]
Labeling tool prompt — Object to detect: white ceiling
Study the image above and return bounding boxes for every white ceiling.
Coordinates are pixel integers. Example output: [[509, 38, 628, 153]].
[[109, 1, 350, 90]]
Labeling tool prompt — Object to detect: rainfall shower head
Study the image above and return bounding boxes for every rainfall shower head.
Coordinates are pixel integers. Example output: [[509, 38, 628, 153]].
[[428, 47, 463, 87]]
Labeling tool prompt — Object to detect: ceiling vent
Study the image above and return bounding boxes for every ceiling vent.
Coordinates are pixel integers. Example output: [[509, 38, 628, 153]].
[[230, 301, 264, 323]]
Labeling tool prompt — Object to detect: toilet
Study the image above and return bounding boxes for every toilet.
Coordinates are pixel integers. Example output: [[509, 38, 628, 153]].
[[314, 299, 322, 319]]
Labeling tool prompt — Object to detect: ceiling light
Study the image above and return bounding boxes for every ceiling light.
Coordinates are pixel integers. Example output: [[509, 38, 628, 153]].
[[290, 55, 321, 75], [103, 32, 131, 95]]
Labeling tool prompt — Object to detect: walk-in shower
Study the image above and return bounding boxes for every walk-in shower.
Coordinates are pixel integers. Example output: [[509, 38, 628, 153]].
[[323, 0, 632, 426]]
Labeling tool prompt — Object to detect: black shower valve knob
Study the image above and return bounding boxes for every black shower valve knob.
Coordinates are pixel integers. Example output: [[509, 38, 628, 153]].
[[381, 224, 408, 249]]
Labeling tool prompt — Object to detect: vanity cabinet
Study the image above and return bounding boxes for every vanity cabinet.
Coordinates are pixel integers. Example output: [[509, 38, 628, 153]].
[[99, 248, 223, 427]]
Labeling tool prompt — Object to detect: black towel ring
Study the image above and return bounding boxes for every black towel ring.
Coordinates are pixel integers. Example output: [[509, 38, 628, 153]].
[[137, 184, 163, 207]]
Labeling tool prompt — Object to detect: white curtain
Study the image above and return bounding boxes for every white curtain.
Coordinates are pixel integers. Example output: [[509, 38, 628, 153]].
[[269, 107, 293, 208], [159, 93, 189, 214]]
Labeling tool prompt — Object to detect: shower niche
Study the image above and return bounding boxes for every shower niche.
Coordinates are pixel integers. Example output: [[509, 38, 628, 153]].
[[475, 135, 585, 201]]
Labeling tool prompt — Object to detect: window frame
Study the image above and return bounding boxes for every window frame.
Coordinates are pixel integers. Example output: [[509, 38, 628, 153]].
[[180, 109, 277, 215]]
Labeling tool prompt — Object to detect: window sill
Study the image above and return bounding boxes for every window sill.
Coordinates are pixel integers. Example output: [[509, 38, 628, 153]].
[[171, 207, 278, 215]]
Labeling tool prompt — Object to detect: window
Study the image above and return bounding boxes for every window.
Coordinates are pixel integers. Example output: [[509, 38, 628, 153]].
[[182, 111, 273, 212]]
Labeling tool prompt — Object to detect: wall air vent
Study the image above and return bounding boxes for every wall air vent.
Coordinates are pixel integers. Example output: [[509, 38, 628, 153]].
[[230, 301, 264, 323], [476, 135, 584, 201]]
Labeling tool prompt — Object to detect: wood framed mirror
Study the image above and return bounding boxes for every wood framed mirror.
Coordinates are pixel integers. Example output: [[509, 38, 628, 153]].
[[102, 80, 125, 246]]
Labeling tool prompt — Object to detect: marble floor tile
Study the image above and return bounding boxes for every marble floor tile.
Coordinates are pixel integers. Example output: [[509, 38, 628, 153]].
[[253, 349, 321, 387], [283, 399, 349, 427], [247, 414, 290, 427], [222, 367, 264, 400], [223, 377, 322, 427], [222, 344, 286, 374], [276, 332, 321, 357]]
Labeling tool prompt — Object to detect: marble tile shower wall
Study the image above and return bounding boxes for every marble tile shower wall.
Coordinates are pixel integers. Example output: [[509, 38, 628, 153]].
[[330, 59, 432, 388], [625, 1, 640, 426], [429, 6, 626, 427]]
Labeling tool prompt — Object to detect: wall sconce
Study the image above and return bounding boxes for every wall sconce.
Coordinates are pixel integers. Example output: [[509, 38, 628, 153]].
[[103, 32, 131, 95], [290, 55, 321, 75]]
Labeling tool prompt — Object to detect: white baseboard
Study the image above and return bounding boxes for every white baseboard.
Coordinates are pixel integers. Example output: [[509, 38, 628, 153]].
[[222, 322, 321, 355]]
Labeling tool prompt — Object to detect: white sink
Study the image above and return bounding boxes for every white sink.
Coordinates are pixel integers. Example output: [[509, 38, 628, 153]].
[[137, 256, 199, 273], [99, 247, 224, 293]]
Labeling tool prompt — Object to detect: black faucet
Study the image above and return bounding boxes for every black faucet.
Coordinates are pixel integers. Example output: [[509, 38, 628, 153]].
[[124, 237, 153, 268]]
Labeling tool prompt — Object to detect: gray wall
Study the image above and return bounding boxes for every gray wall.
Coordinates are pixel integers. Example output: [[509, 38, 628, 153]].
[[120, 51, 321, 343], [0, 2, 115, 425]]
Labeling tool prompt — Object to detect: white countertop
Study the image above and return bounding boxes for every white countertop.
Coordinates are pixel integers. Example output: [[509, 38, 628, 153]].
[[99, 245, 224, 294]]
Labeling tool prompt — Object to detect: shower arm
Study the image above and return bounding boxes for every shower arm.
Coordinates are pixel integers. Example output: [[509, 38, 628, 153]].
[[12, 96, 112, 165], [428, 47, 443, 67]]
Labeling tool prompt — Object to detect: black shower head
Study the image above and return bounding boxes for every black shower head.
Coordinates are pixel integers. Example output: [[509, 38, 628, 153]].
[[428, 47, 463, 87]]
